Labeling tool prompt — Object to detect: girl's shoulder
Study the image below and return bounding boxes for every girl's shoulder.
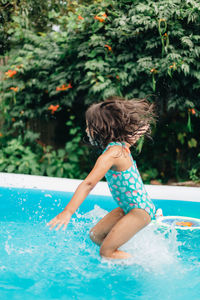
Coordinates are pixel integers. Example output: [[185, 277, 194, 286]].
[[101, 141, 134, 172], [103, 141, 123, 153], [102, 142, 129, 158]]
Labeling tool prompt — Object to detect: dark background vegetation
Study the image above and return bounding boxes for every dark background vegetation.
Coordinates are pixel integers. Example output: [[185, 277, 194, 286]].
[[0, 0, 200, 184]]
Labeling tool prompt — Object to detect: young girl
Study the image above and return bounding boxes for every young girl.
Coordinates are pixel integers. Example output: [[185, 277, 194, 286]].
[[47, 97, 156, 259]]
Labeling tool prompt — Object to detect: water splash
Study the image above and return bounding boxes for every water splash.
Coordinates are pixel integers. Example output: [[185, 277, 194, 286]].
[[0, 204, 199, 300], [80, 205, 183, 273]]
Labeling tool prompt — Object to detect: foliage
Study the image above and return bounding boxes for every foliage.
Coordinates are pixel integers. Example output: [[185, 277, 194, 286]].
[[0, 0, 200, 182], [0, 134, 42, 175], [0, 119, 89, 179], [0, 0, 94, 54], [189, 153, 200, 182]]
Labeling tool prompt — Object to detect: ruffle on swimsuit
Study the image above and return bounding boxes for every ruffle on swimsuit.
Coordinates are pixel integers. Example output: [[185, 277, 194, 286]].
[[103, 142, 156, 219]]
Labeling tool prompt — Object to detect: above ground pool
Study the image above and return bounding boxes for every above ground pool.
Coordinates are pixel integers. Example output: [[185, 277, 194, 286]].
[[0, 173, 200, 300]]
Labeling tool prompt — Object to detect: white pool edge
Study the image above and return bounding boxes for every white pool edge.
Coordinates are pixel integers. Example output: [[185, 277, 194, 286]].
[[0, 172, 200, 202]]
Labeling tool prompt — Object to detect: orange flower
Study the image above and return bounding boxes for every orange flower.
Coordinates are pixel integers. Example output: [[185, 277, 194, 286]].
[[169, 62, 176, 69], [48, 104, 60, 114], [188, 108, 196, 115], [150, 68, 157, 73], [159, 18, 166, 22], [10, 87, 19, 92], [116, 75, 120, 80], [94, 16, 105, 22], [163, 33, 168, 37], [5, 70, 17, 78], [0, 133, 3, 137], [78, 15, 84, 20], [56, 83, 72, 91], [12, 118, 16, 122], [104, 44, 112, 51], [94, 13, 107, 23]]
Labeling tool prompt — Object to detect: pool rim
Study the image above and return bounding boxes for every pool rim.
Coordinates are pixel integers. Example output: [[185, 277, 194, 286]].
[[0, 172, 200, 202]]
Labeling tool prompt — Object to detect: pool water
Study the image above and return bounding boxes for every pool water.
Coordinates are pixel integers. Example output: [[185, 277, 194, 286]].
[[0, 187, 200, 300]]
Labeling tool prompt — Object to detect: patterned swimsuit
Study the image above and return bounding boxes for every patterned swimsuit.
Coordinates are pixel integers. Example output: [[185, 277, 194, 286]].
[[103, 142, 156, 219]]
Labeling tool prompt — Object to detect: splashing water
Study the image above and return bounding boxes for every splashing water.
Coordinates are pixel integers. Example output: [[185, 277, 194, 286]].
[[84, 205, 180, 270], [0, 188, 200, 300]]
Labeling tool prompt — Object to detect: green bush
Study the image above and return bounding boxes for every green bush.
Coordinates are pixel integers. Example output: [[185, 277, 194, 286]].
[[0, 0, 200, 182], [0, 135, 42, 175], [0, 119, 89, 178]]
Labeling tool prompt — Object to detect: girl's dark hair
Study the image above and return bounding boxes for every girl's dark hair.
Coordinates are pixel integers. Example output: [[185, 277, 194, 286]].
[[85, 97, 157, 150]]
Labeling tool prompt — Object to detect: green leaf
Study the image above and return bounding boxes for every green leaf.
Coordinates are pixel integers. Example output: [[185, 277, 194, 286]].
[[6, 165, 16, 173], [97, 76, 105, 82], [188, 138, 197, 148], [177, 133, 186, 145], [136, 136, 144, 153], [187, 113, 192, 132]]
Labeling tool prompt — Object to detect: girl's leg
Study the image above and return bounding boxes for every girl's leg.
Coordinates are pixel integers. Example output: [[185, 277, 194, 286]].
[[89, 207, 125, 246], [100, 208, 151, 259]]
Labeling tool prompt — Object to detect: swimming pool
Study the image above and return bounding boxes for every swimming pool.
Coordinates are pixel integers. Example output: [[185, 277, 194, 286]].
[[0, 173, 200, 300]]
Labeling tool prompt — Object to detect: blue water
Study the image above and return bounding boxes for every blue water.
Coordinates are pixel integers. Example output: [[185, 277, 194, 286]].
[[0, 187, 200, 300]]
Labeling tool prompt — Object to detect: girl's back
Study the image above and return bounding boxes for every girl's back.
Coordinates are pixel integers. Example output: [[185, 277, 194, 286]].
[[103, 142, 156, 219]]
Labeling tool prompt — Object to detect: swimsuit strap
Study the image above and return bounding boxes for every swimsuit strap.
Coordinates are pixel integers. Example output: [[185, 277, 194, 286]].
[[103, 141, 130, 154]]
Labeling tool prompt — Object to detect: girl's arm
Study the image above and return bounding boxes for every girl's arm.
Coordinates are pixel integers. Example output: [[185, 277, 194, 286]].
[[47, 151, 114, 231]]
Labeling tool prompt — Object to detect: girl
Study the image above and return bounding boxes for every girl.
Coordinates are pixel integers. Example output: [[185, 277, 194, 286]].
[[47, 97, 156, 259]]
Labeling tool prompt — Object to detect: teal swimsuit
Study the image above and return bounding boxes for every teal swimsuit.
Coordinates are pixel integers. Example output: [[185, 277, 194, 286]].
[[103, 142, 156, 219]]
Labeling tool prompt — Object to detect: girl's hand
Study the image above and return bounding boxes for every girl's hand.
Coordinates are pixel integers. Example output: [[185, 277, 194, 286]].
[[47, 210, 72, 231]]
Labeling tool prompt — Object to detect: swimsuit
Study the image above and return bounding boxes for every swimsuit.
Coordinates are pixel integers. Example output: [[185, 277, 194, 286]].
[[103, 142, 156, 219]]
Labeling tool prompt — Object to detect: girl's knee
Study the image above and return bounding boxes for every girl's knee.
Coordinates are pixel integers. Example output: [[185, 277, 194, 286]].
[[89, 228, 106, 245], [89, 228, 95, 241]]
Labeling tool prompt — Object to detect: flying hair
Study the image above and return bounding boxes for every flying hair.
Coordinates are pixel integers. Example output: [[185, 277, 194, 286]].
[[85, 97, 157, 149]]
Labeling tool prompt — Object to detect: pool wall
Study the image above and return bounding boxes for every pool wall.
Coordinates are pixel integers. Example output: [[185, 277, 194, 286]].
[[0, 172, 200, 202]]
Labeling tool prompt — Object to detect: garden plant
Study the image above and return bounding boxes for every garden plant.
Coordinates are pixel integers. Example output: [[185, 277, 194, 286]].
[[0, 0, 200, 184]]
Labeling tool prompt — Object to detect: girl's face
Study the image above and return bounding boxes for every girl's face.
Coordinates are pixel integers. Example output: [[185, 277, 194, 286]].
[[85, 126, 89, 137], [85, 122, 95, 145], [85, 121, 90, 137]]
